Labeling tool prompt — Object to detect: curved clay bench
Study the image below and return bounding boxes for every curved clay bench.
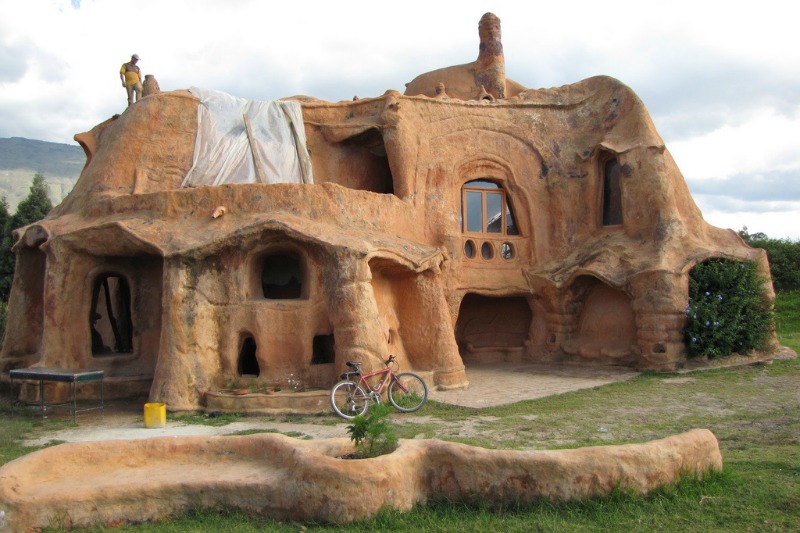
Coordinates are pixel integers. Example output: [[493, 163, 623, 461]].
[[0, 429, 722, 530]]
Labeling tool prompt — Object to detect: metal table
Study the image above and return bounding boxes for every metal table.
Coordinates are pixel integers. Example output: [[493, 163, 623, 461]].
[[10, 368, 104, 423]]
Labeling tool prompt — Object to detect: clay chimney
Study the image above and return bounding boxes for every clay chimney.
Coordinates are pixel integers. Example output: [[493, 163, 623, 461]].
[[475, 12, 507, 100]]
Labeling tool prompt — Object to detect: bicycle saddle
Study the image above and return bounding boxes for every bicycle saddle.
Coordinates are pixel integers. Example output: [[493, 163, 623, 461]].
[[345, 361, 362, 369]]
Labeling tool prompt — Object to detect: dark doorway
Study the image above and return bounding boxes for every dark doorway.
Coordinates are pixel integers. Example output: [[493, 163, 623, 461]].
[[238, 336, 260, 376]]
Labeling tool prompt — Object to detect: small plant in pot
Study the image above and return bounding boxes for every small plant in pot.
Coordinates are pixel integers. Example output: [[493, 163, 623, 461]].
[[342, 403, 398, 459]]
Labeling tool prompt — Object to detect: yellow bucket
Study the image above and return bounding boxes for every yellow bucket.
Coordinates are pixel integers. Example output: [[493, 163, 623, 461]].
[[143, 402, 166, 428]]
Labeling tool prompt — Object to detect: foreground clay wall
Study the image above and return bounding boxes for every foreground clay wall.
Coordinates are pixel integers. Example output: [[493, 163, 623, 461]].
[[0, 429, 723, 529]]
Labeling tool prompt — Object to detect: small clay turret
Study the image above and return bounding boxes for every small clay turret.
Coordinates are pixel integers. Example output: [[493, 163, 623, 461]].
[[142, 74, 161, 98], [403, 12, 524, 101]]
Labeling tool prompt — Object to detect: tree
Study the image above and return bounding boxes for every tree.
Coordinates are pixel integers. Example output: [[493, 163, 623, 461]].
[[0, 197, 9, 242], [9, 172, 53, 230], [0, 173, 53, 301]]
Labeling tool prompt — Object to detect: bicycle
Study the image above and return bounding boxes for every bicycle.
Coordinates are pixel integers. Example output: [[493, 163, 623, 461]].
[[330, 355, 428, 420]]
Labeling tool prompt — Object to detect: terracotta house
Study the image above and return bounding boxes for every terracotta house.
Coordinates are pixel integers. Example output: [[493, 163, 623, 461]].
[[0, 14, 771, 410]]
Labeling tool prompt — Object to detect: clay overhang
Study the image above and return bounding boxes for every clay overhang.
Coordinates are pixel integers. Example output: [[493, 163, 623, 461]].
[[527, 232, 674, 291], [49, 213, 442, 275]]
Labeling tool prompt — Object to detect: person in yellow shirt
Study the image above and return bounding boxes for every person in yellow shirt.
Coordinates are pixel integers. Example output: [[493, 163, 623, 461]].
[[120, 54, 142, 107]]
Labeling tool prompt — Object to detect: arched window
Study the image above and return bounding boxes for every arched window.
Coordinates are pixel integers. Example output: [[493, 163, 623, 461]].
[[602, 157, 623, 226], [461, 180, 519, 235]]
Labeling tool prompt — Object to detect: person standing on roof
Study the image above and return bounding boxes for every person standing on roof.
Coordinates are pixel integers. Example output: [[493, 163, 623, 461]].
[[120, 54, 143, 107]]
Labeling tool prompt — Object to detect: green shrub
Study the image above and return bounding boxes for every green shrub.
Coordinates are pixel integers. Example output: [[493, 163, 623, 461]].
[[749, 237, 800, 292], [739, 228, 800, 292], [683, 259, 774, 358], [346, 403, 398, 458]]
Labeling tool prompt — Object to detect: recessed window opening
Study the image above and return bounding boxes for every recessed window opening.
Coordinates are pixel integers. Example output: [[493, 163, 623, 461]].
[[90, 274, 133, 356], [312, 334, 336, 365], [238, 336, 260, 376], [262, 253, 303, 299], [342, 128, 395, 195], [602, 157, 623, 226], [461, 179, 519, 235]]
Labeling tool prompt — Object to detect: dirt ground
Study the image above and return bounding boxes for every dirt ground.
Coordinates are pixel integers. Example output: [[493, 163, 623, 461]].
[[21, 362, 640, 447], [20, 352, 795, 448]]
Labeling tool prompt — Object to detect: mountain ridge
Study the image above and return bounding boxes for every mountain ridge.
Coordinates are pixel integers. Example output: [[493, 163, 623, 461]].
[[0, 137, 84, 211]]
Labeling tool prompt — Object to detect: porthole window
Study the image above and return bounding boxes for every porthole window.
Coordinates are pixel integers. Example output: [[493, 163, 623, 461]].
[[481, 241, 494, 260], [464, 239, 476, 259], [501, 242, 514, 260]]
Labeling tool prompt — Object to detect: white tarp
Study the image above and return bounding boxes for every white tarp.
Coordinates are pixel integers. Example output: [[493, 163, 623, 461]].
[[182, 87, 313, 187]]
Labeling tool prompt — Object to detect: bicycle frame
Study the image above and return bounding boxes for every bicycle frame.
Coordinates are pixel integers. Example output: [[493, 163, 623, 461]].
[[354, 366, 394, 396]]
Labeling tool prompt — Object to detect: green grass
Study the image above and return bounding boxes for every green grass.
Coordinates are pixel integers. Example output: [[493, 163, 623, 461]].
[[0, 397, 68, 465], [775, 290, 800, 352], [172, 411, 243, 426], [4, 292, 799, 532]]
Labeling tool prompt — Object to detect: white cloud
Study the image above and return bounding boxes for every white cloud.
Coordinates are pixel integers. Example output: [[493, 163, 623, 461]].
[[670, 107, 800, 181]]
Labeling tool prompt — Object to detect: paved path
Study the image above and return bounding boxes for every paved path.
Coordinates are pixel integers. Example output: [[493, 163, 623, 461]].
[[429, 362, 639, 408]]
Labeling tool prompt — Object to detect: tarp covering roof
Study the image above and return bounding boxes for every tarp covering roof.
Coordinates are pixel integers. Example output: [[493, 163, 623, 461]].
[[182, 87, 313, 187]]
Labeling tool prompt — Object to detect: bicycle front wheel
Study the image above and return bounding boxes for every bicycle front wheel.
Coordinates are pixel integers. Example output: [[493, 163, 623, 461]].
[[330, 380, 369, 420], [388, 373, 428, 412]]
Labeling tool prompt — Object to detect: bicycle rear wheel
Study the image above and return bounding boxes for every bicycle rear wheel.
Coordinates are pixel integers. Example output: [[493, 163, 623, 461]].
[[388, 373, 428, 412], [330, 380, 369, 420]]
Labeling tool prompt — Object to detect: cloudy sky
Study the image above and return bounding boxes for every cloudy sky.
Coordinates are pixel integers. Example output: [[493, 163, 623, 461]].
[[1, 0, 798, 238]]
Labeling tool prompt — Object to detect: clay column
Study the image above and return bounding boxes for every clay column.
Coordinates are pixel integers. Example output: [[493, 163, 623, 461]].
[[150, 257, 224, 409], [36, 238, 94, 369], [629, 271, 687, 370], [400, 271, 467, 389], [324, 251, 388, 373]]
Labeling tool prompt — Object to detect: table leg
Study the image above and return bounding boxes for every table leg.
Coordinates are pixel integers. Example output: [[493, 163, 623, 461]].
[[39, 379, 45, 419], [71, 380, 77, 424]]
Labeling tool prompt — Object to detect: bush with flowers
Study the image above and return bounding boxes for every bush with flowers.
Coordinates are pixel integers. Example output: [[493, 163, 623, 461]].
[[683, 258, 774, 358]]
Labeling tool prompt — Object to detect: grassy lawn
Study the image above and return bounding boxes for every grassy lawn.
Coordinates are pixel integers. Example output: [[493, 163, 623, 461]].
[[1, 291, 798, 532]]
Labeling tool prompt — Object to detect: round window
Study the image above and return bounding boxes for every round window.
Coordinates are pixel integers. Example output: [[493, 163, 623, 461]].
[[481, 241, 494, 260], [464, 239, 476, 259], [501, 242, 514, 260]]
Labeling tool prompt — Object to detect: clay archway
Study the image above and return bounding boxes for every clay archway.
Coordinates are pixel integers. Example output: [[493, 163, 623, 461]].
[[563, 276, 636, 362], [455, 293, 532, 364]]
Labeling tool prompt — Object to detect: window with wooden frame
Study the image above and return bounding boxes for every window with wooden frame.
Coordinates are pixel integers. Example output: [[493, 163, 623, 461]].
[[461, 180, 519, 236]]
